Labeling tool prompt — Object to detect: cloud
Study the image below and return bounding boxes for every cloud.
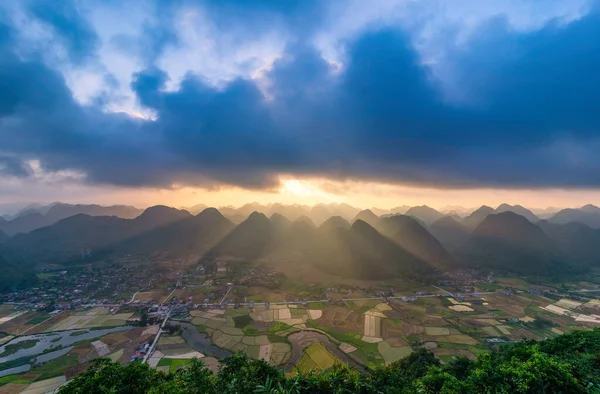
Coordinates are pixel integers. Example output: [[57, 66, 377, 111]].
[[1, 1, 600, 192]]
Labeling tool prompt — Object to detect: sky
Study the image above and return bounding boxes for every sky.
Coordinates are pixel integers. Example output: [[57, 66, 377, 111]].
[[1, 0, 600, 210]]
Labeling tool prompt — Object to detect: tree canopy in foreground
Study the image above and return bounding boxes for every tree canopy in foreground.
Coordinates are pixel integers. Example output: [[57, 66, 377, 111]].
[[59, 329, 600, 394]]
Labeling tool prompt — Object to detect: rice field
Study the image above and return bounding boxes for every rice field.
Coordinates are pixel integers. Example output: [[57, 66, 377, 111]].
[[295, 343, 340, 373], [363, 315, 381, 337], [425, 327, 450, 336], [46, 308, 132, 331], [447, 305, 474, 312], [555, 299, 583, 310], [377, 341, 412, 365]]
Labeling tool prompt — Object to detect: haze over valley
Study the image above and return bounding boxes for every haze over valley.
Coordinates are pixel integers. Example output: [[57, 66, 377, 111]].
[[2, 0, 600, 392]]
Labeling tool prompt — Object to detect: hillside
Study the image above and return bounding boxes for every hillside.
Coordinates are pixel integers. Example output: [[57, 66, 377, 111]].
[[0, 203, 144, 236], [308, 219, 432, 279], [352, 209, 380, 228], [538, 220, 600, 267], [207, 212, 276, 260], [429, 216, 470, 251], [494, 203, 538, 222], [110, 208, 234, 257], [319, 216, 351, 231], [462, 205, 494, 231], [207, 212, 432, 280], [404, 206, 444, 225], [461, 212, 569, 275], [1, 206, 191, 264], [550, 208, 600, 228], [0, 253, 38, 292], [378, 215, 453, 267]]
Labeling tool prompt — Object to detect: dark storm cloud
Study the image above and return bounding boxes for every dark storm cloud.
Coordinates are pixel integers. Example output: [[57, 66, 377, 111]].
[[28, 0, 99, 63], [1, 3, 600, 190], [0, 157, 32, 177]]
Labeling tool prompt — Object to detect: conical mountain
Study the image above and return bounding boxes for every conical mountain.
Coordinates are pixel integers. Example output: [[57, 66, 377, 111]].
[[462, 212, 569, 275], [352, 209, 381, 228], [271, 218, 320, 260], [405, 206, 444, 225], [379, 215, 452, 267], [475, 212, 551, 247], [319, 216, 351, 231], [308, 219, 432, 280], [309, 205, 334, 226], [538, 220, 600, 268], [133, 205, 191, 230], [4, 214, 126, 264], [495, 203, 538, 223], [270, 213, 292, 231], [550, 208, 600, 229], [208, 212, 275, 259], [581, 204, 600, 214], [462, 205, 494, 231], [429, 216, 470, 252], [113, 208, 234, 256], [294, 215, 316, 228], [4, 206, 198, 264], [185, 204, 208, 215]]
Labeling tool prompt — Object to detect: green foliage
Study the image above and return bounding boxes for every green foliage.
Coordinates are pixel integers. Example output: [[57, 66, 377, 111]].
[[0, 355, 32, 372], [32, 354, 79, 381], [58, 330, 600, 393], [196, 324, 207, 334], [26, 315, 49, 325], [0, 339, 38, 357], [269, 322, 291, 333], [267, 335, 289, 344], [233, 315, 253, 328]]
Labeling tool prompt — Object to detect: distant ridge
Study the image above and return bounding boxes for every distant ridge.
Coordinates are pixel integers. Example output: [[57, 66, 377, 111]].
[[429, 216, 470, 251], [550, 208, 600, 229], [405, 206, 444, 225], [462, 212, 569, 275], [111, 207, 234, 256], [319, 216, 351, 231], [462, 205, 494, 231], [208, 212, 275, 259], [379, 215, 453, 267], [352, 209, 380, 228], [494, 203, 538, 223], [1, 205, 191, 264], [0, 203, 143, 236]]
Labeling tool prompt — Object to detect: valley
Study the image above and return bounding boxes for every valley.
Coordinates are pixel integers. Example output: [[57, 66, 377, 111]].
[[1, 202, 600, 392]]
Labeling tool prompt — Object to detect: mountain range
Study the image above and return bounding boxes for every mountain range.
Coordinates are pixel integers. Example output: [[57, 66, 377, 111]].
[[3, 202, 600, 291], [0, 203, 144, 236]]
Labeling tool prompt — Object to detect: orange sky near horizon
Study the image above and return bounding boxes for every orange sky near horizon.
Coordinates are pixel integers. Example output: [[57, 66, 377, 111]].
[[4, 176, 600, 211]]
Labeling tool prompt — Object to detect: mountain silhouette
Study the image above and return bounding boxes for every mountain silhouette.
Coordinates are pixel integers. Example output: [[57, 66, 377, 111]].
[[429, 216, 470, 252], [405, 206, 444, 225], [494, 203, 538, 223], [462, 205, 494, 231], [2, 206, 191, 264], [352, 209, 381, 228], [208, 212, 275, 259], [550, 208, 600, 229], [379, 215, 453, 267], [111, 208, 234, 257], [462, 212, 569, 275], [0, 203, 143, 236]]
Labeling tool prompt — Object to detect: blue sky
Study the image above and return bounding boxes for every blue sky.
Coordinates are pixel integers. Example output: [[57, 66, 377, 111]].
[[1, 0, 599, 208]]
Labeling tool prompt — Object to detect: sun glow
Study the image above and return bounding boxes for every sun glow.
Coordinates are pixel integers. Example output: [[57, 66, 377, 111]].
[[280, 179, 314, 196]]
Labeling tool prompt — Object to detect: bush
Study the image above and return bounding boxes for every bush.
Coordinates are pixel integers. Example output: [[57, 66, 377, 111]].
[[58, 329, 600, 394]]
